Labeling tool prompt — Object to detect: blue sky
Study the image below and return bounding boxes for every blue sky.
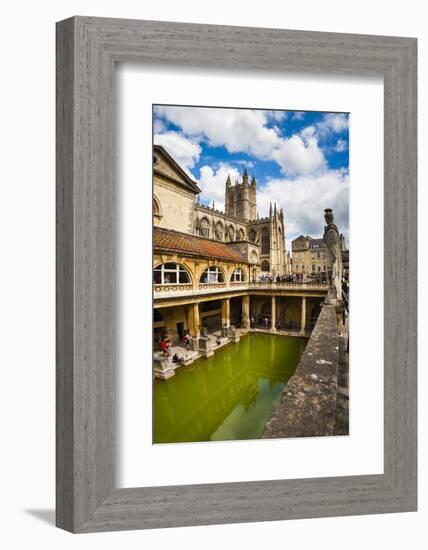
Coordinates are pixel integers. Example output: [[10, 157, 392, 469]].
[[153, 105, 349, 244]]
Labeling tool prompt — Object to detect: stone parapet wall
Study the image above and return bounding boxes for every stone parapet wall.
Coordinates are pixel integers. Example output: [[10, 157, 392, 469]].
[[262, 304, 341, 439]]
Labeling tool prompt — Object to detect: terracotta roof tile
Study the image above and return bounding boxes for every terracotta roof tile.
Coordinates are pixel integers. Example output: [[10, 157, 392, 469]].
[[154, 227, 247, 263]]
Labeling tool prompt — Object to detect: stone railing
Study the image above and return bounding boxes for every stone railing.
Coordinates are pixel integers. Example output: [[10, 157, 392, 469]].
[[154, 283, 192, 293], [199, 282, 227, 290], [153, 280, 329, 299], [251, 281, 328, 290]]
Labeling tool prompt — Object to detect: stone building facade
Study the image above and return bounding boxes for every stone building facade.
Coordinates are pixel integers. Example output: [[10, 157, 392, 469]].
[[153, 144, 326, 350], [291, 233, 347, 278], [291, 235, 328, 276], [153, 144, 289, 278]]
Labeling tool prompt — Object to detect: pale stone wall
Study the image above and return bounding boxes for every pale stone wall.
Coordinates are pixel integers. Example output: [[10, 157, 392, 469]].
[[154, 176, 195, 234], [292, 247, 327, 275], [194, 204, 247, 242]]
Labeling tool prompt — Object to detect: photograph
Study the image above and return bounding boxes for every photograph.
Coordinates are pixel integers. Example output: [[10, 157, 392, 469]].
[[0, 0, 420, 543], [152, 105, 350, 444]]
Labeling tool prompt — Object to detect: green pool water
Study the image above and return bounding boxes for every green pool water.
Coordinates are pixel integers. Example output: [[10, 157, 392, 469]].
[[153, 332, 307, 444]]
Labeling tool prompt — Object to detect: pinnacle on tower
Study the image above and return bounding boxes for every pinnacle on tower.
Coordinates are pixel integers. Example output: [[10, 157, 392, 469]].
[[242, 167, 249, 185], [251, 174, 256, 186], [226, 173, 232, 188], [274, 202, 277, 217], [269, 202, 273, 217]]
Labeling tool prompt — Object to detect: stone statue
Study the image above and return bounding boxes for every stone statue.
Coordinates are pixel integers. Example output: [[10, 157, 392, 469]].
[[323, 209, 343, 304]]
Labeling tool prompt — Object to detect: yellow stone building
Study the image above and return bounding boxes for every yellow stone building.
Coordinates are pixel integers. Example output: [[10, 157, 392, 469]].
[[153, 145, 327, 352], [291, 235, 328, 277]]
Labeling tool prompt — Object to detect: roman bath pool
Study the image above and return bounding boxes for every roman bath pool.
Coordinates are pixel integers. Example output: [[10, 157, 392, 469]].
[[153, 333, 308, 444]]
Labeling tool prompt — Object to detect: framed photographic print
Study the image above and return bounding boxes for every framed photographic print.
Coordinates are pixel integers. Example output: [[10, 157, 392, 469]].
[[56, 17, 417, 532]]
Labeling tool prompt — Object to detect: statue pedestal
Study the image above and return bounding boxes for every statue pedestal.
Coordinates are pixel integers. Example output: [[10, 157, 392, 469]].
[[227, 325, 240, 343], [324, 296, 339, 306], [191, 337, 199, 352], [153, 355, 175, 380], [198, 336, 214, 358]]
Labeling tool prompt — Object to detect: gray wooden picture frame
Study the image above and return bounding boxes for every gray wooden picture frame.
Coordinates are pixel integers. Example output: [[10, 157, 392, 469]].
[[56, 16, 417, 533]]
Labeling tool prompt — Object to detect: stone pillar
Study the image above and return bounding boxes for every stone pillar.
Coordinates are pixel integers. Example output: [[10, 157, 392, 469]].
[[242, 295, 250, 328], [300, 296, 306, 335], [271, 295, 276, 331], [188, 302, 200, 338], [222, 298, 230, 328]]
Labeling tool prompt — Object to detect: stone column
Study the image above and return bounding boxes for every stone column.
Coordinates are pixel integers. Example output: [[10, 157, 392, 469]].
[[300, 296, 306, 335], [271, 295, 276, 331], [242, 295, 250, 328], [221, 298, 230, 327], [190, 302, 200, 338]]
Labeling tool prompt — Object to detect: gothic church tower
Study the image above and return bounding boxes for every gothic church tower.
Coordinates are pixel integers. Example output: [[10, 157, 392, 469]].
[[225, 168, 257, 221]]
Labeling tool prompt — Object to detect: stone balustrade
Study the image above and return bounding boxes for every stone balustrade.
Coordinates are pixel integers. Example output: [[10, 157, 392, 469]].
[[154, 281, 327, 294]]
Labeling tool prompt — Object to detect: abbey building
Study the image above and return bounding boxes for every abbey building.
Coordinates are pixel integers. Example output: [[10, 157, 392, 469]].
[[153, 144, 327, 364], [153, 144, 290, 278]]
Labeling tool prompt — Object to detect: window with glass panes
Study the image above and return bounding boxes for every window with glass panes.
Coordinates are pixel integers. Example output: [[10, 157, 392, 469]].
[[153, 263, 191, 285], [231, 268, 245, 282], [200, 266, 225, 284]]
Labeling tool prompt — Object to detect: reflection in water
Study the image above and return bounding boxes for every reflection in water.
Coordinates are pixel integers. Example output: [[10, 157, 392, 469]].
[[153, 333, 307, 444]]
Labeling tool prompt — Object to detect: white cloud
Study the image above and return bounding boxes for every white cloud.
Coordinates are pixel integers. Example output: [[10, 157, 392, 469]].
[[291, 111, 306, 120], [256, 169, 349, 241], [316, 113, 349, 135], [198, 165, 241, 211], [271, 132, 325, 176], [263, 110, 288, 122], [300, 125, 316, 139], [154, 107, 348, 180], [153, 118, 166, 133], [154, 106, 282, 159], [334, 139, 348, 152], [154, 131, 201, 173]]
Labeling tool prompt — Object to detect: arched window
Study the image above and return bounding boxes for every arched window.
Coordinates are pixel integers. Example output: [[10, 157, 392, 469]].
[[215, 221, 223, 241], [231, 268, 245, 282], [261, 260, 270, 272], [228, 226, 235, 242], [200, 266, 225, 284], [249, 229, 256, 242], [261, 227, 270, 254], [199, 217, 210, 237], [295, 265, 299, 271], [238, 228, 245, 241], [153, 263, 191, 285], [153, 196, 162, 225]]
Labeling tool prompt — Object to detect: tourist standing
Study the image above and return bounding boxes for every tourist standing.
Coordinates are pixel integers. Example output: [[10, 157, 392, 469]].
[[160, 337, 171, 357]]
